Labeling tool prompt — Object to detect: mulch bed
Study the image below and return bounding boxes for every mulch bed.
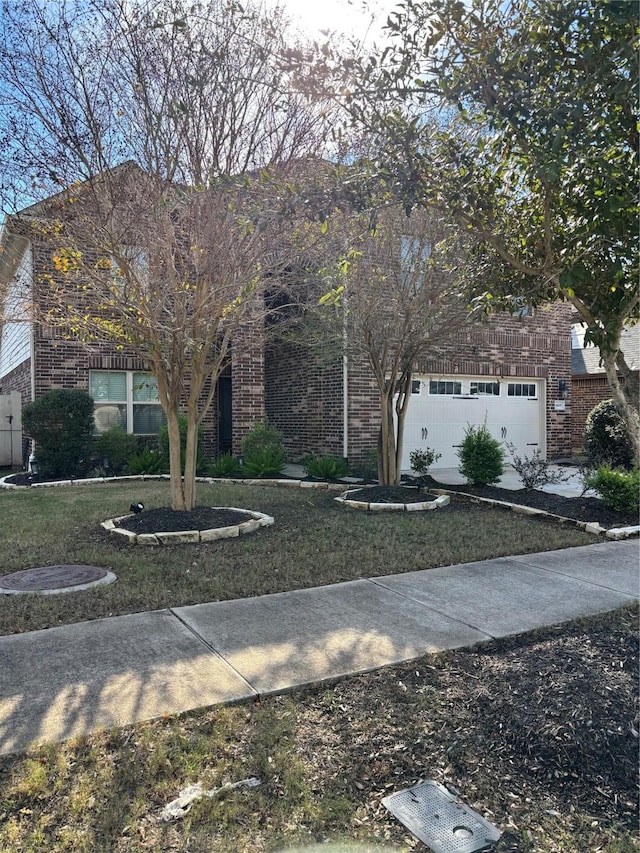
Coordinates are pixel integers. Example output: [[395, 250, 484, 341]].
[[116, 506, 251, 534], [305, 604, 639, 850], [342, 485, 435, 504], [424, 477, 638, 528]]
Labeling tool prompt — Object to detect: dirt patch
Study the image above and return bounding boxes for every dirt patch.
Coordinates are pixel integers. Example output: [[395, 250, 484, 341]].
[[116, 506, 251, 534]]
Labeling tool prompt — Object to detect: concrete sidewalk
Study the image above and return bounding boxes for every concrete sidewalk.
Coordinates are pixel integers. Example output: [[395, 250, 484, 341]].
[[1, 539, 637, 756]]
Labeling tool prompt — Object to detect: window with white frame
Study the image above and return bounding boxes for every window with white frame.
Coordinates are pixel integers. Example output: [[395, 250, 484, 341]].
[[429, 380, 462, 395], [470, 381, 500, 396], [507, 382, 537, 398], [90, 370, 166, 434]]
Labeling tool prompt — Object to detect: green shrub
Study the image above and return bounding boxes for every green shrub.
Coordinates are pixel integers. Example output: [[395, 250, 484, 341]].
[[210, 452, 242, 477], [158, 415, 207, 474], [585, 465, 639, 514], [409, 447, 441, 476], [584, 399, 634, 469], [125, 446, 164, 475], [241, 420, 285, 459], [93, 427, 138, 475], [22, 389, 94, 478], [457, 422, 505, 485], [303, 454, 349, 481], [242, 448, 286, 478]]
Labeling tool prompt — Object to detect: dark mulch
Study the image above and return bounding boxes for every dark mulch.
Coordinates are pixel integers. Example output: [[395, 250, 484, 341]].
[[425, 477, 638, 528], [311, 604, 639, 850], [116, 506, 251, 534], [342, 484, 435, 504]]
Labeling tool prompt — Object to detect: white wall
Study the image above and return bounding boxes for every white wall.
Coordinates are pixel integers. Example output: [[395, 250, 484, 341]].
[[0, 243, 32, 379]]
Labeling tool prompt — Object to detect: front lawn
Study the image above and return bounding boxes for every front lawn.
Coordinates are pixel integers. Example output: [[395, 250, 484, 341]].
[[0, 480, 593, 635]]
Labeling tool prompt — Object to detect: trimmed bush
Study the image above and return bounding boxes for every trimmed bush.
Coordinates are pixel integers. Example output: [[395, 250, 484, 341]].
[[584, 399, 634, 469], [303, 454, 349, 481], [457, 423, 505, 485], [93, 427, 138, 475], [585, 465, 639, 515], [409, 447, 441, 476], [158, 415, 207, 474], [22, 389, 94, 478], [241, 420, 285, 459]]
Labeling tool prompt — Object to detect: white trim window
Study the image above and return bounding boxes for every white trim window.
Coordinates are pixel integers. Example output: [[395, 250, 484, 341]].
[[429, 380, 462, 395], [507, 382, 537, 398], [470, 381, 500, 396], [89, 370, 166, 434]]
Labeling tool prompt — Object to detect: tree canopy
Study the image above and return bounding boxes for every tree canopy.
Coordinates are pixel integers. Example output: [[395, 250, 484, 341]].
[[0, 0, 331, 509], [343, 0, 639, 461]]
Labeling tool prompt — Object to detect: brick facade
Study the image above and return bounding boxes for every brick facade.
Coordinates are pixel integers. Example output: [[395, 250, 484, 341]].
[[0, 357, 31, 403], [2, 224, 575, 465], [266, 302, 574, 464], [571, 374, 638, 454]]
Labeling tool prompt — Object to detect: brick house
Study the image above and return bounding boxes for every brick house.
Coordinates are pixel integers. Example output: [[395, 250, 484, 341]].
[[571, 323, 639, 455], [266, 302, 574, 469], [0, 212, 264, 458], [1, 197, 575, 468]]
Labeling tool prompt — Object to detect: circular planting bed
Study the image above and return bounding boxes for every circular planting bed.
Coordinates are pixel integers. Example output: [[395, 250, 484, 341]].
[[336, 485, 450, 512], [101, 505, 274, 545], [0, 565, 117, 595]]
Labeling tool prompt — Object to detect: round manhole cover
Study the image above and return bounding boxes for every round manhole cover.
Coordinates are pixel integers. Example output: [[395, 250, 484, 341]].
[[0, 565, 116, 595]]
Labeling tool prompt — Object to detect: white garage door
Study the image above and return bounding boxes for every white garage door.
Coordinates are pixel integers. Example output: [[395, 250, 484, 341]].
[[400, 376, 545, 470]]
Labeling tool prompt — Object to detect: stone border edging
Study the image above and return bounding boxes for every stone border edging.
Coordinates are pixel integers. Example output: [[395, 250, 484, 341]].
[[335, 487, 451, 512], [101, 507, 274, 546], [0, 473, 347, 492], [431, 488, 640, 540]]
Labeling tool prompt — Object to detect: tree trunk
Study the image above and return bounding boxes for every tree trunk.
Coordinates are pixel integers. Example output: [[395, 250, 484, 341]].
[[166, 407, 187, 511], [183, 404, 200, 512], [394, 373, 413, 483], [600, 349, 640, 467], [378, 389, 398, 485]]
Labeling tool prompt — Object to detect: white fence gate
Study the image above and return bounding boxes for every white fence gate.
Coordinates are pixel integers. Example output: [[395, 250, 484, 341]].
[[0, 391, 23, 467]]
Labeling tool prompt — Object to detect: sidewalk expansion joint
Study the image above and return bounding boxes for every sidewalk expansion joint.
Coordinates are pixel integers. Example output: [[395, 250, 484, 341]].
[[365, 578, 496, 640], [168, 608, 258, 697], [508, 559, 639, 598]]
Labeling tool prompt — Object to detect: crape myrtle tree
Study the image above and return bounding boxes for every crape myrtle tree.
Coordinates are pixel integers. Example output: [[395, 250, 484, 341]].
[[337, 0, 639, 463], [293, 184, 472, 486], [0, 0, 331, 510]]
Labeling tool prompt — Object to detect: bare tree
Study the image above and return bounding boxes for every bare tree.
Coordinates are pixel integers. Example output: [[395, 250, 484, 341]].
[[313, 203, 473, 485], [0, 0, 330, 510]]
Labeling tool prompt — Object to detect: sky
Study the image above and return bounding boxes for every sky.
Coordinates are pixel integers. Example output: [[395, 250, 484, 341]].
[[276, 0, 400, 44]]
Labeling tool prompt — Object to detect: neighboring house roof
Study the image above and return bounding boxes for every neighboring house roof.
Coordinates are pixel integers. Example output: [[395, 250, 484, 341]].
[[571, 323, 640, 375]]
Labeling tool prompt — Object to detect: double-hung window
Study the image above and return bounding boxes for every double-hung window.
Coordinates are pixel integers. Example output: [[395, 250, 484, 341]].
[[90, 370, 165, 434]]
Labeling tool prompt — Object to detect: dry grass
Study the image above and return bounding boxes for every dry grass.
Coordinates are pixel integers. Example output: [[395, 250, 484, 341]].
[[0, 480, 593, 635]]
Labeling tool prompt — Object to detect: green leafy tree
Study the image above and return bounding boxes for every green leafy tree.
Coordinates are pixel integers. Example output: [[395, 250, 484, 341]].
[[343, 0, 639, 462]]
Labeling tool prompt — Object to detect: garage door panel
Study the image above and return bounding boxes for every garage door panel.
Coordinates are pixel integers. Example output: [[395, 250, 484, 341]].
[[399, 376, 542, 471]]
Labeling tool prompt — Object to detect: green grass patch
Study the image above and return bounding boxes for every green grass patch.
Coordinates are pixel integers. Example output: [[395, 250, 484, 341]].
[[0, 480, 592, 636]]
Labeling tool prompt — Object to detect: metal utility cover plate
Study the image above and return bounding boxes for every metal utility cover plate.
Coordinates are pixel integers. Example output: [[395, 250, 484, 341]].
[[382, 780, 501, 853]]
